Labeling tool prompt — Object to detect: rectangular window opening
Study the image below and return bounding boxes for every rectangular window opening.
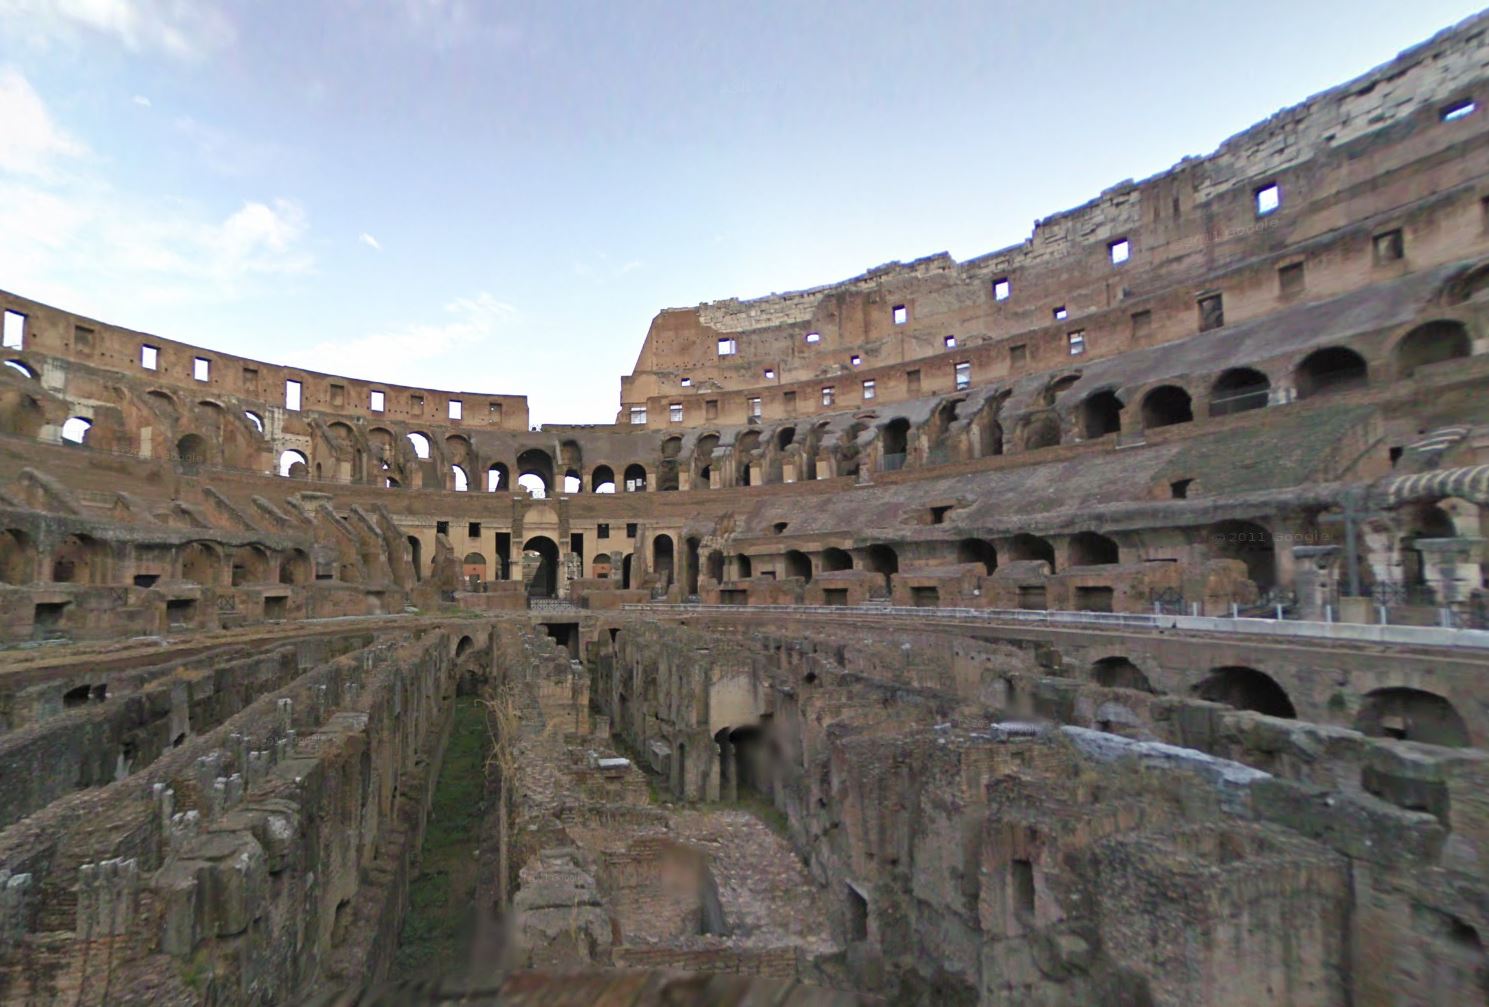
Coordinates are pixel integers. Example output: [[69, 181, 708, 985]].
[[488, 400, 503, 421], [748, 396, 762, 417], [597, 523, 610, 539], [805, 331, 821, 345], [73, 325, 94, 354], [850, 354, 861, 366], [784, 390, 797, 413], [2, 311, 25, 350], [1197, 293, 1224, 331], [1278, 262, 1305, 296], [680, 376, 691, 386], [862, 379, 876, 400], [1067, 331, 1086, 356], [764, 367, 777, 379], [705, 399, 718, 420], [821, 386, 835, 407], [1109, 239, 1130, 265], [285, 379, 302, 411], [370, 390, 385, 411], [1053, 306, 1067, 321], [448, 399, 462, 420], [944, 334, 956, 349], [1131, 310, 1152, 339], [717, 337, 737, 356], [669, 402, 684, 423], [1442, 98, 1476, 122], [906, 369, 921, 394], [436, 520, 449, 536], [625, 522, 638, 538], [629, 406, 647, 425], [1255, 183, 1281, 216], [1009, 343, 1027, 367], [468, 521, 481, 537], [954, 361, 971, 390], [141, 344, 159, 370], [329, 382, 344, 406], [891, 306, 907, 325], [993, 278, 1011, 301], [410, 393, 425, 415], [1373, 229, 1404, 265], [192, 357, 210, 382]]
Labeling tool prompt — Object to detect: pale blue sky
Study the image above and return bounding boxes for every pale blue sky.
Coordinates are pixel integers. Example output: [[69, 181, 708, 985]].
[[0, 0, 1483, 423]]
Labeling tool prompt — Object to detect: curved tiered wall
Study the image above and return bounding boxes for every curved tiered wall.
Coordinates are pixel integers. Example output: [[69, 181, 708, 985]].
[[2, 12, 1489, 1007]]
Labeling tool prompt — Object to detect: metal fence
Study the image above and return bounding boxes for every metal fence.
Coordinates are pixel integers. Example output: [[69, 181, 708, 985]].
[[619, 602, 1489, 650]]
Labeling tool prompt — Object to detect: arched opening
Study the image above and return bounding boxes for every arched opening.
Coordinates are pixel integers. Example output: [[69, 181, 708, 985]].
[[592, 552, 613, 579], [880, 418, 909, 470], [623, 463, 648, 492], [1194, 666, 1296, 718], [1295, 347, 1368, 398], [563, 469, 582, 494], [1092, 657, 1155, 693], [230, 548, 269, 586], [1139, 385, 1193, 429], [487, 463, 509, 492], [956, 538, 998, 575], [1209, 368, 1270, 417], [1007, 533, 1056, 572], [1021, 413, 1061, 451], [173, 433, 207, 471], [776, 426, 796, 450], [1355, 688, 1470, 747], [3, 359, 36, 379], [180, 542, 219, 585], [451, 465, 469, 491], [1209, 520, 1276, 588], [784, 549, 812, 583], [455, 635, 475, 659], [1401, 503, 1456, 588], [652, 534, 675, 592], [461, 552, 487, 590], [0, 529, 34, 584], [280, 549, 311, 586], [1394, 320, 1471, 377], [1081, 390, 1123, 439], [684, 537, 701, 595], [62, 417, 93, 446], [706, 549, 725, 583], [278, 449, 309, 478], [658, 436, 682, 491], [244, 410, 265, 434], [621, 553, 633, 589], [863, 544, 898, 594], [0, 391, 43, 438], [516, 448, 554, 497], [591, 465, 616, 493], [821, 547, 853, 572], [1068, 531, 1120, 567], [52, 534, 102, 584], [407, 432, 431, 459], [522, 536, 560, 598]]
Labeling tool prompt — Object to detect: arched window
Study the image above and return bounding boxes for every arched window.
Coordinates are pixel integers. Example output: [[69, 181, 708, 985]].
[[1068, 531, 1119, 566], [1081, 391, 1122, 439], [1394, 320, 1471, 377], [821, 547, 853, 572], [784, 549, 812, 583], [516, 448, 553, 497], [1355, 687, 1469, 747], [1209, 519, 1275, 588], [1193, 666, 1296, 719], [1139, 385, 1193, 429], [487, 462, 508, 492], [956, 538, 997, 574], [1295, 347, 1367, 398], [1007, 533, 1056, 572], [591, 465, 616, 493], [177, 433, 208, 472], [624, 464, 648, 492], [244, 410, 264, 433], [61, 417, 92, 445], [1092, 657, 1155, 693], [1209, 368, 1270, 416], [407, 432, 431, 459], [278, 449, 309, 478], [451, 465, 469, 491]]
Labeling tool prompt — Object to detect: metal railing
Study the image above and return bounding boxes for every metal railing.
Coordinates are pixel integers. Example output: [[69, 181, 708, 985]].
[[618, 602, 1489, 650]]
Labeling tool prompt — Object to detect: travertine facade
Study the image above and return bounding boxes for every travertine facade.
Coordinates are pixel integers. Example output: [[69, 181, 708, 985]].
[[2, 12, 1489, 1007]]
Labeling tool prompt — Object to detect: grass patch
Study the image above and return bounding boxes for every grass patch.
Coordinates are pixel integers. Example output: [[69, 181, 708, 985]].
[[392, 695, 490, 978]]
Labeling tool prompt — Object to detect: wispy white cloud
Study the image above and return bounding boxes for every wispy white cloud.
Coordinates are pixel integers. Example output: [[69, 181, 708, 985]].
[[0, 68, 89, 178], [132, 94, 151, 107], [0, 0, 235, 60], [282, 293, 517, 381], [572, 252, 645, 281], [0, 69, 313, 313], [359, 232, 382, 251]]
